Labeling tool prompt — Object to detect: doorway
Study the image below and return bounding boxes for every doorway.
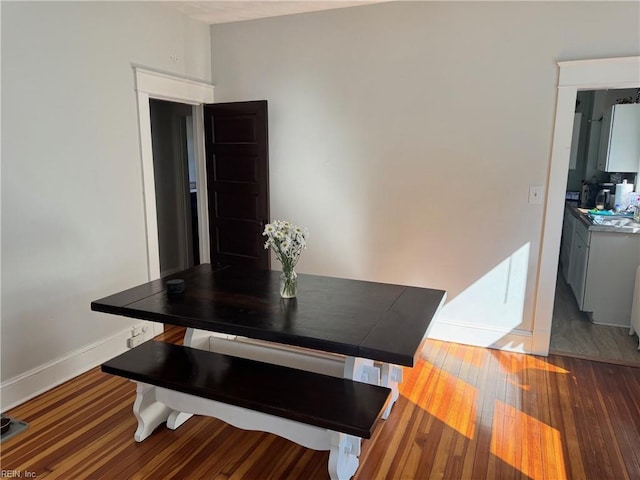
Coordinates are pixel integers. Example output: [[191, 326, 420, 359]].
[[549, 87, 640, 366], [150, 99, 200, 276], [133, 67, 214, 283], [133, 69, 271, 281], [532, 56, 640, 356]]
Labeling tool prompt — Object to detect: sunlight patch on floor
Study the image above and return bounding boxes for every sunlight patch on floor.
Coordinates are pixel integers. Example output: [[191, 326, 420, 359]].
[[408, 364, 478, 439], [493, 351, 570, 376], [491, 400, 567, 480]]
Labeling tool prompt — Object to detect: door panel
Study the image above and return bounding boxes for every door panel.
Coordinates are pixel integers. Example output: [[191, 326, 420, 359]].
[[215, 220, 262, 258], [204, 101, 270, 271], [214, 154, 258, 183], [215, 192, 259, 219], [213, 115, 258, 142]]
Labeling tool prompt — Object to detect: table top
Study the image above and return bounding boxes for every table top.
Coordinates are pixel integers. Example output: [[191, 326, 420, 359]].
[[91, 264, 446, 366]]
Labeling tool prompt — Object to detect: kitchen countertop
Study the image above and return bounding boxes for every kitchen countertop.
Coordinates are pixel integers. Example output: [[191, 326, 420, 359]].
[[567, 205, 640, 234]]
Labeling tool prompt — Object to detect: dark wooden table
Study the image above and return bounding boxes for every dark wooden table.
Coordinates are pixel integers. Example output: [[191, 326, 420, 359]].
[[92, 264, 446, 367], [93, 264, 446, 479]]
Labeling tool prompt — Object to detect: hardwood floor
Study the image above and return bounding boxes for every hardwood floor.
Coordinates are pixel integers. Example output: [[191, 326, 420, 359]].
[[551, 269, 640, 367], [2, 326, 639, 479]]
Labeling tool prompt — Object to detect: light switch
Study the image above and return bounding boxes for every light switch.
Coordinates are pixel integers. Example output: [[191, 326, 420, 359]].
[[529, 185, 544, 205]]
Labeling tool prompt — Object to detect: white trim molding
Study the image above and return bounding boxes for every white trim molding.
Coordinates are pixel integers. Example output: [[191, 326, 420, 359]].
[[133, 66, 214, 281], [557, 56, 640, 89], [428, 321, 533, 354], [532, 56, 640, 355], [0, 321, 156, 411], [134, 67, 215, 106]]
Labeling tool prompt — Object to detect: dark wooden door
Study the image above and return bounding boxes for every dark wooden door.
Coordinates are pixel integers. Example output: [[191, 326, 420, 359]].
[[204, 101, 270, 271]]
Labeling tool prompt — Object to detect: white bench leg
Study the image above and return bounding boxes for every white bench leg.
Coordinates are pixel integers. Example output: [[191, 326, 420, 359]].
[[328, 432, 360, 480], [132, 382, 172, 442]]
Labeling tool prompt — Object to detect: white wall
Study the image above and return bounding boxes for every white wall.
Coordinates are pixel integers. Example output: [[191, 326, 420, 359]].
[[210, 2, 640, 349], [1, 2, 211, 402]]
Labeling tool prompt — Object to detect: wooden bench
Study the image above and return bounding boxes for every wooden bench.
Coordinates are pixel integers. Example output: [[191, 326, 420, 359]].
[[102, 341, 391, 480]]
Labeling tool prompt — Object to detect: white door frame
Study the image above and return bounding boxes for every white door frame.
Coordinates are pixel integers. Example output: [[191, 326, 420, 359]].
[[133, 66, 215, 281], [531, 56, 640, 355]]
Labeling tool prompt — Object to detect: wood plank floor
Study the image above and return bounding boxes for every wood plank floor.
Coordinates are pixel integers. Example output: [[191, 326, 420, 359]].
[[2, 326, 639, 479]]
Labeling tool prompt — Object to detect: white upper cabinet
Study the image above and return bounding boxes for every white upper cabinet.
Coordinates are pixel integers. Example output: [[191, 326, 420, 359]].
[[597, 103, 640, 172]]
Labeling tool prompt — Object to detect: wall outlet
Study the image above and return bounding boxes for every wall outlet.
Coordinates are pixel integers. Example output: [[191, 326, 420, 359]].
[[529, 185, 544, 205], [127, 335, 145, 349], [131, 325, 143, 337]]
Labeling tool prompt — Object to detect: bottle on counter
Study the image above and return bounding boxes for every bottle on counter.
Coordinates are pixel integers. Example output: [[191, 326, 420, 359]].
[[595, 189, 610, 211]]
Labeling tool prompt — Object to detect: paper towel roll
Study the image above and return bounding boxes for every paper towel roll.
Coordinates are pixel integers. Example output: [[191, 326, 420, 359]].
[[615, 182, 634, 208]]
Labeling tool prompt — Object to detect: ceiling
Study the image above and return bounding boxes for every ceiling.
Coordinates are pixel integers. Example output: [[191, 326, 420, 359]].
[[170, 1, 384, 25]]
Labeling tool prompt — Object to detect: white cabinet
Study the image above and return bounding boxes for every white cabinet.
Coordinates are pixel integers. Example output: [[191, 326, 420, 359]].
[[583, 231, 640, 327], [568, 221, 590, 308], [563, 206, 640, 327], [597, 103, 640, 172]]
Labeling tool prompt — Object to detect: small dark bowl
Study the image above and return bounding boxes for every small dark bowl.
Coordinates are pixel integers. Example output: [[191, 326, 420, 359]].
[[166, 279, 185, 295], [1, 416, 12, 435]]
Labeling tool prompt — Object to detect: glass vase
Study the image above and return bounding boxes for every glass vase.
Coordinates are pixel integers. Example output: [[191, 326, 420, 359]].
[[280, 270, 297, 298]]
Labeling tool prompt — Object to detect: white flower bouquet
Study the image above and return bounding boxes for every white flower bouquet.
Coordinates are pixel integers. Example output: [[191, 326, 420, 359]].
[[262, 220, 309, 297]]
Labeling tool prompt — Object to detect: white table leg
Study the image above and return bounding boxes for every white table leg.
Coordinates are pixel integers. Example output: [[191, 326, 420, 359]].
[[344, 357, 377, 383], [169, 328, 219, 431], [184, 327, 214, 350], [344, 357, 402, 419], [378, 362, 403, 419]]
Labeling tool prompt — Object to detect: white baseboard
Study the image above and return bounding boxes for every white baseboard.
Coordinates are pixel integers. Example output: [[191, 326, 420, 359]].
[[1, 320, 159, 411], [427, 320, 533, 353]]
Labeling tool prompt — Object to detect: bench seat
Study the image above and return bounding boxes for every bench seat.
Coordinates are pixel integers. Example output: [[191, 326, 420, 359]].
[[102, 341, 391, 439]]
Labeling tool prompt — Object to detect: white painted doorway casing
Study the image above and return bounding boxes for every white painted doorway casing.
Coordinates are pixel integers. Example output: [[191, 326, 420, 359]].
[[532, 56, 640, 355], [133, 67, 214, 338], [133, 66, 214, 282]]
